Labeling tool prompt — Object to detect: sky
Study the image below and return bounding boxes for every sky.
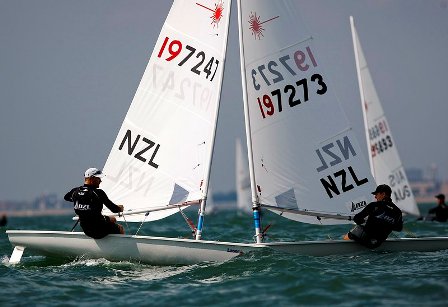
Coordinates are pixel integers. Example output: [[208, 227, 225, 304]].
[[0, 0, 447, 202]]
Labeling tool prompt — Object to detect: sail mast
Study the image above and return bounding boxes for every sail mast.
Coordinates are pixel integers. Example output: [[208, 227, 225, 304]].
[[350, 16, 375, 178], [237, 0, 263, 243], [195, 0, 233, 240]]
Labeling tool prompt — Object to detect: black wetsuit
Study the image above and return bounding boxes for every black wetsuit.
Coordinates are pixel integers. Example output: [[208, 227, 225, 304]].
[[0, 215, 7, 227], [428, 204, 448, 222], [64, 184, 122, 239], [349, 199, 403, 248]]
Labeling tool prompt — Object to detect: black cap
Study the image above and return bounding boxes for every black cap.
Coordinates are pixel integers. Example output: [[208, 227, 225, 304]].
[[371, 184, 392, 196], [435, 194, 445, 200]]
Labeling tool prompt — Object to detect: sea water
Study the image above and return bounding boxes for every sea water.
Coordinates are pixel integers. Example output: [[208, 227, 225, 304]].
[[1, 205, 447, 306]]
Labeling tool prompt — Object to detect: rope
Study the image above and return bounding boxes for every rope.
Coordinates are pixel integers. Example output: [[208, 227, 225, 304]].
[[119, 211, 130, 230], [178, 207, 197, 236], [134, 212, 150, 236], [261, 223, 272, 237], [70, 219, 79, 232]]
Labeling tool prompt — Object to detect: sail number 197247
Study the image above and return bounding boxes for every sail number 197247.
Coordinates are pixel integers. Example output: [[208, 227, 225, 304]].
[[158, 36, 220, 82]]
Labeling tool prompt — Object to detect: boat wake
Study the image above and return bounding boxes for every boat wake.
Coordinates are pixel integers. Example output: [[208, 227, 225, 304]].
[[1, 255, 10, 265]]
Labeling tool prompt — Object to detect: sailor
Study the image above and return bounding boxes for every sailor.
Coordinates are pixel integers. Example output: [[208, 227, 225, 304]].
[[64, 167, 124, 239], [344, 184, 403, 248], [0, 214, 7, 227], [427, 194, 448, 222]]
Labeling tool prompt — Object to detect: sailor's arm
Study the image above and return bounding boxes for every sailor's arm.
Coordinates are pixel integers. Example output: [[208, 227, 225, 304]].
[[63, 188, 77, 202], [353, 203, 374, 225], [96, 189, 123, 213]]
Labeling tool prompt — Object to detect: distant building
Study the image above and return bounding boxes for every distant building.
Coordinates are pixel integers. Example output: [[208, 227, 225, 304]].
[[0, 193, 71, 216], [407, 165, 447, 204], [406, 168, 424, 182]]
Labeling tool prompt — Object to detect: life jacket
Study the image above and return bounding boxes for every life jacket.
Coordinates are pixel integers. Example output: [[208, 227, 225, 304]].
[[364, 202, 402, 241], [72, 186, 103, 220]]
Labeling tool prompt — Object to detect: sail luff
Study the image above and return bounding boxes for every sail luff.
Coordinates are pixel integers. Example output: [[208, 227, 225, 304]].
[[237, 0, 263, 243], [350, 16, 375, 178], [200, 1, 233, 203], [195, 0, 233, 240], [237, 0, 258, 208]]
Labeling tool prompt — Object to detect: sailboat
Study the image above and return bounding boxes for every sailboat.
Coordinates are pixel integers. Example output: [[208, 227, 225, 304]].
[[235, 138, 252, 213], [350, 16, 420, 218], [236, 0, 448, 255], [6, 0, 262, 265]]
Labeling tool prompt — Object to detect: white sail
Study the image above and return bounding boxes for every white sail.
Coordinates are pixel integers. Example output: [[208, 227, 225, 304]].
[[350, 17, 420, 217], [237, 0, 376, 225], [101, 1, 232, 222], [236, 138, 252, 212]]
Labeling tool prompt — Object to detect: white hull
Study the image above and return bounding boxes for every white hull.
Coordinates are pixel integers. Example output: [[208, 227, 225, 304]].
[[7, 230, 263, 265], [263, 237, 448, 256]]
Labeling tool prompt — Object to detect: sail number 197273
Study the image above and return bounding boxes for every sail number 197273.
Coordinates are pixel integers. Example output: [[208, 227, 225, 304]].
[[256, 74, 327, 118], [251, 46, 328, 119]]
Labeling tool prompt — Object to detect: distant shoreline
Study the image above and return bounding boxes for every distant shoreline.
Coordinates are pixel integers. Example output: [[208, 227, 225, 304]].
[[0, 202, 437, 218], [1, 209, 73, 217]]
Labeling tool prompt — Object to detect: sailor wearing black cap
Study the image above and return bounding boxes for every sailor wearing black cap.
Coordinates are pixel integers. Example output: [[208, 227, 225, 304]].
[[345, 184, 403, 248], [427, 194, 448, 222]]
